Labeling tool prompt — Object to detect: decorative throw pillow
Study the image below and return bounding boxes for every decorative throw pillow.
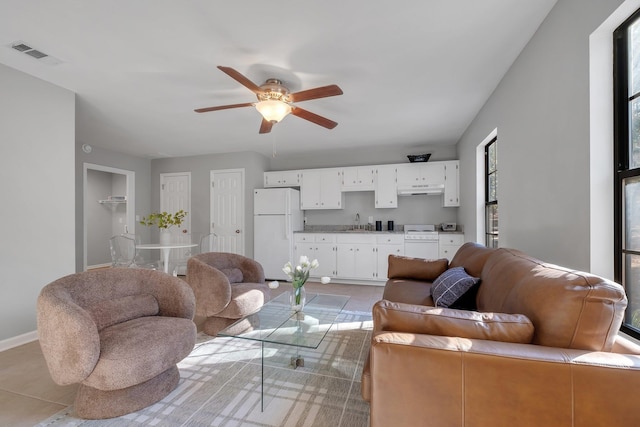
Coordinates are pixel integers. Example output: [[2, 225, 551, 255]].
[[432, 267, 479, 308], [387, 255, 449, 281], [220, 267, 244, 283], [88, 294, 160, 330]]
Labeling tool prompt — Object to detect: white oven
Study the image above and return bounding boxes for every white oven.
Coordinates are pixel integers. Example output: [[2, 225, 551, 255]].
[[404, 224, 439, 259]]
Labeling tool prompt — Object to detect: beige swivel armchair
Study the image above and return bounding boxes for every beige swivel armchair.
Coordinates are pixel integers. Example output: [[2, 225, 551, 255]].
[[37, 268, 197, 419], [186, 252, 270, 336]]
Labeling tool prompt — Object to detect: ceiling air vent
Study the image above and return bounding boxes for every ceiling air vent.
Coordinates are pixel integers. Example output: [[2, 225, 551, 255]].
[[25, 49, 48, 59], [11, 43, 32, 52], [8, 40, 61, 65]]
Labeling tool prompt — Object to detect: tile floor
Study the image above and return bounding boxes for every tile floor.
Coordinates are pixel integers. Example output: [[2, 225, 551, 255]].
[[0, 280, 383, 426]]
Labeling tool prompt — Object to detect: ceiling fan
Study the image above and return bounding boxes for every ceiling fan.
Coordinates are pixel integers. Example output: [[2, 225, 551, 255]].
[[195, 66, 343, 134]]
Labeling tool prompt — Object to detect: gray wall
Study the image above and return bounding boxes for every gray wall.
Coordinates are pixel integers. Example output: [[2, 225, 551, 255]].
[[0, 63, 75, 343], [457, 0, 624, 271], [150, 151, 270, 258], [75, 143, 152, 271], [269, 143, 457, 170]]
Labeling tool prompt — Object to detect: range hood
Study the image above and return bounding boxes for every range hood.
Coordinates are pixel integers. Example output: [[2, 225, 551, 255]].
[[397, 183, 445, 196]]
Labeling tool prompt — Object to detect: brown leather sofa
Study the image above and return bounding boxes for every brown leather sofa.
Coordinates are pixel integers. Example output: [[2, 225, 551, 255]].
[[362, 242, 640, 427]]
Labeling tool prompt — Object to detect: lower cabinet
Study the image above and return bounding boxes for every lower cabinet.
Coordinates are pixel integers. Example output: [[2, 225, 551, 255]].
[[294, 232, 458, 282], [336, 235, 378, 280], [294, 233, 337, 278], [375, 235, 405, 280], [439, 234, 464, 261]]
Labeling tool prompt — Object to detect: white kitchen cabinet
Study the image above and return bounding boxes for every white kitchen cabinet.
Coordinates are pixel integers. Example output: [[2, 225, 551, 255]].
[[374, 165, 398, 208], [375, 234, 404, 280], [294, 233, 337, 278], [396, 162, 446, 190], [439, 233, 464, 261], [300, 169, 344, 209], [342, 166, 375, 192], [336, 234, 377, 280], [443, 161, 460, 207], [264, 170, 301, 187]]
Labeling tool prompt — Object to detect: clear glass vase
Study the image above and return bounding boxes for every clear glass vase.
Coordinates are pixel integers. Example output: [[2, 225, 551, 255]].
[[290, 285, 306, 312]]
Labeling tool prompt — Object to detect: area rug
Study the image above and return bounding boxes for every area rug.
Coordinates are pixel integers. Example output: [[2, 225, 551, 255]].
[[37, 310, 372, 427]]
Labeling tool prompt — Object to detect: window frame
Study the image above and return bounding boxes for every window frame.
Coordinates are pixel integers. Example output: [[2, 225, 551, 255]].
[[485, 137, 498, 248], [614, 8, 640, 340]]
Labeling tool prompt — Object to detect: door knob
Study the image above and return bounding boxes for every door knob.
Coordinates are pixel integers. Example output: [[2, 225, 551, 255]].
[[235, 229, 241, 234]]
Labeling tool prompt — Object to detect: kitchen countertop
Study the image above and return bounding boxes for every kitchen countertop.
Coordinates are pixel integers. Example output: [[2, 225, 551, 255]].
[[295, 229, 464, 235], [296, 230, 405, 235]]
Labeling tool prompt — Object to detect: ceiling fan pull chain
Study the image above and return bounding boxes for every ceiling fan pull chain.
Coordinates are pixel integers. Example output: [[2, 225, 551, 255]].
[[272, 133, 277, 158]]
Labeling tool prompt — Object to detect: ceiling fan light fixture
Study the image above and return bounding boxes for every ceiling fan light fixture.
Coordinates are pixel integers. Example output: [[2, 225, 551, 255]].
[[255, 100, 292, 123]]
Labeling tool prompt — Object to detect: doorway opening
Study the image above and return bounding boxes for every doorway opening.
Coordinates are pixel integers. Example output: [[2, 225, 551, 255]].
[[83, 163, 135, 270]]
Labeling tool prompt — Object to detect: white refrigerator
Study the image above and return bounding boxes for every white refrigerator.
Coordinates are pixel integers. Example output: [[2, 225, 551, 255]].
[[254, 188, 304, 281]]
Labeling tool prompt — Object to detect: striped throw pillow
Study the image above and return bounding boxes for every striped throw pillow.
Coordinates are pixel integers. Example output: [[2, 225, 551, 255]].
[[432, 267, 479, 308]]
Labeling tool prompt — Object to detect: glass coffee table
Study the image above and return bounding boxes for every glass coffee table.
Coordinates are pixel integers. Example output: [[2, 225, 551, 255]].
[[218, 291, 350, 411]]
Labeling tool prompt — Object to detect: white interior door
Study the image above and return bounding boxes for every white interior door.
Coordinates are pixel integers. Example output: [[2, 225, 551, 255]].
[[210, 169, 244, 255], [160, 172, 191, 262]]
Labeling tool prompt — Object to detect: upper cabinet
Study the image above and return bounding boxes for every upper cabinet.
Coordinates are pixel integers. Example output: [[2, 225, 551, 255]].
[[396, 163, 446, 194], [374, 165, 398, 208], [264, 159, 460, 209], [264, 170, 301, 187], [300, 168, 344, 209], [443, 160, 459, 207], [341, 166, 375, 192]]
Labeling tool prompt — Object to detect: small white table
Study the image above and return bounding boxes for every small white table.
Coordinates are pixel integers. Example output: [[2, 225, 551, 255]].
[[136, 243, 198, 274]]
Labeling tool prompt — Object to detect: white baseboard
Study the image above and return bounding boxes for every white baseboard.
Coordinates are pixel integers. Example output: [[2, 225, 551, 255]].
[[0, 330, 38, 352]]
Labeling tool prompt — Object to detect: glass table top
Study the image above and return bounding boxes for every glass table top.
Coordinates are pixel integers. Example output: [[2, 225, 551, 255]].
[[218, 291, 350, 349]]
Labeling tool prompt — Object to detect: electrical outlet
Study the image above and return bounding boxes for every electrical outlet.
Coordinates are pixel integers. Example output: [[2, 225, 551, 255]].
[[368, 216, 374, 224]]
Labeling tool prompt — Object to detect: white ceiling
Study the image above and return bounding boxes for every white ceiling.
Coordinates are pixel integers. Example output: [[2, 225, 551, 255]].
[[0, 0, 558, 159]]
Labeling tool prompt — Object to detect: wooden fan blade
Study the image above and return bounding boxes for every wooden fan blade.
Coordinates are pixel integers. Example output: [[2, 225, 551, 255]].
[[194, 102, 254, 113], [259, 118, 274, 134], [291, 106, 338, 129], [289, 85, 343, 103], [217, 66, 262, 94]]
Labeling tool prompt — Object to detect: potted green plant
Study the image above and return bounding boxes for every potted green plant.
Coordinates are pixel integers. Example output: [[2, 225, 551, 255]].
[[140, 210, 187, 245]]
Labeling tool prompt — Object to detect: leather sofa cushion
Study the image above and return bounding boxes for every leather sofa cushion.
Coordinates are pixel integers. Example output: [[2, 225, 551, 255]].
[[449, 242, 497, 278], [387, 255, 448, 281], [373, 300, 534, 343], [87, 294, 159, 331], [382, 278, 434, 306], [478, 248, 627, 351]]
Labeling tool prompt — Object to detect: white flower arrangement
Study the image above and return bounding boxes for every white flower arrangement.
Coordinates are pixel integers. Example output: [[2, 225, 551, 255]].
[[283, 256, 331, 306]]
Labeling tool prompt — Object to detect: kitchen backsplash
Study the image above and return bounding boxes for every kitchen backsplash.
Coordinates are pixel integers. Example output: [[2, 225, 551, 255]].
[[303, 192, 457, 228]]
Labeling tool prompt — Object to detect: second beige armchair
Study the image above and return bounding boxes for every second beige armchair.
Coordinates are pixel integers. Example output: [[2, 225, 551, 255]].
[[186, 252, 271, 336]]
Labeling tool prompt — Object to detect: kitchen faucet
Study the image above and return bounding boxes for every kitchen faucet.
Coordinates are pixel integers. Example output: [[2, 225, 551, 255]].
[[355, 213, 360, 229]]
